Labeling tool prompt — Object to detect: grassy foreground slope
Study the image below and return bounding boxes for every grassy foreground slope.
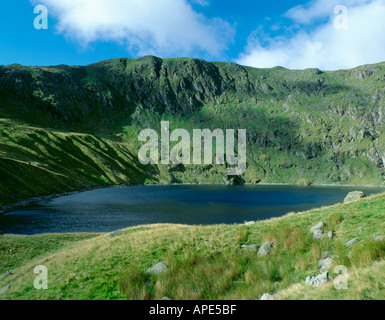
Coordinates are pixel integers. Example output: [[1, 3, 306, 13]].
[[1, 192, 385, 300], [2, 57, 385, 209]]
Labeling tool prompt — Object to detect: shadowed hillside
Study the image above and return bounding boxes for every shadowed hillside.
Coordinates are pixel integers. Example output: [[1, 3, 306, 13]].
[[2, 56, 385, 209]]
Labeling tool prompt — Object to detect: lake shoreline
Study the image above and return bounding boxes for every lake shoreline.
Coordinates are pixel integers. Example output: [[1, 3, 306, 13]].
[[3, 188, 385, 300], [1, 181, 385, 216]]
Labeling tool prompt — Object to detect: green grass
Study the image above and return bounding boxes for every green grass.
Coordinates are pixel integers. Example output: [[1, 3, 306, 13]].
[[1, 191, 385, 300], [2, 58, 385, 209], [2, 57, 385, 299], [0, 119, 158, 208], [0, 233, 100, 272]]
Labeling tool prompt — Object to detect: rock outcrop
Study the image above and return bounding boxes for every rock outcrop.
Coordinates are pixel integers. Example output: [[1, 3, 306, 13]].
[[373, 234, 385, 242], [0, 285, 10, 295], [318, 258, 333, 272], [344, 191, 367, 203], [146, 262, 169, 275], [257, 241, 275, 257], [346, 238, 359, 248], [310, 222, 325, 241], [261, 293, 275, 300], [305, 272, 329, 287], [241, 244, 260, 251]]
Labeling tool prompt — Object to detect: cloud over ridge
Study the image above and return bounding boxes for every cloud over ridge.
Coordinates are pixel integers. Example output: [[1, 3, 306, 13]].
[[237, 0, 385, 70], [31, 0, 233, 58]]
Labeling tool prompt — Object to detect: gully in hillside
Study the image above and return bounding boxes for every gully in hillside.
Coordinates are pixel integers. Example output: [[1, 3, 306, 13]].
[[138, 121, 247, 175]]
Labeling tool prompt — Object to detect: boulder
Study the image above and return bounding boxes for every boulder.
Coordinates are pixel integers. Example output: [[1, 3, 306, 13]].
[[344, 191, 367, 204], [3, 270, 14, 279], [318, 257, 333, 272], [146, 262, 168, 275], [313, 233, 325, 241], [257, 241, 274, 257], [310, 222, 324, 234], [108, 230, 131, 238], [305, 272, 329, 287], [241, 244, 260, 251], [310, 222, 325, 241], [321, 251, 332, 259], [346, 238, 359, 248], [0, 285, 10, 295], [261, 293, 275, 300], [373, 234, 385, 242], [108, 231, 122, 238]]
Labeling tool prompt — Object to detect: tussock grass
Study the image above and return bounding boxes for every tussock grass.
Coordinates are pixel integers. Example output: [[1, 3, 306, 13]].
[[1, 192, 385, 300]]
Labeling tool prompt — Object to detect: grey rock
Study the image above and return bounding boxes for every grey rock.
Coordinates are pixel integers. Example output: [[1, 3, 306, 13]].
[[328, 231, 334, 239], [261, 293, 275, 300], [358, 226, 363, 232], [244, 221, 256, 226], [373, 234, 385, 242], [313, 232, 325, 241], [318, 257, 333, 272], [321, 251, 332, 259], [305, 272, 329, 287], [108, 230, 128, 238], [0, 285, 10, 295], [310, 222, 325, 241], [310, 222, 325, 234], [162, 296, 172, 300], [346, 238, 359, 248], [257, 241, 275, 257], [241, 244, 260, 251], [3, 270, 14, 279], [146, 262, 168, 275], [344, 191, 367, 204]]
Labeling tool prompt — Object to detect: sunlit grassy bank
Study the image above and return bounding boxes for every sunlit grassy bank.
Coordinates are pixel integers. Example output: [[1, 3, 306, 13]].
[[1, 191, 385, 300]]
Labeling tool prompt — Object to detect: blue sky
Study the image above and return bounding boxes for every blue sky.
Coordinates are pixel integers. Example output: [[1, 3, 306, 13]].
[[1, 0, 385, 70]]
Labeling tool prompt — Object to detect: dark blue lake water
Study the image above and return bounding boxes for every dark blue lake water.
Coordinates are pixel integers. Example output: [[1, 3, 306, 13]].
[[0, 185, 383, 235]]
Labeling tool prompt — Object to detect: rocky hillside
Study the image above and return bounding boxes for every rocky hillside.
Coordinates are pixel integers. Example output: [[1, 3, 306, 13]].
[[1, 56, 385, 208]]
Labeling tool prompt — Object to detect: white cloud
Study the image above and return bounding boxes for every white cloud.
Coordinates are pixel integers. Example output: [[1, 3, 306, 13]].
[[286, 0, 367, 24], [31, 0, 233, 58], [237, 0, 385, 70]]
